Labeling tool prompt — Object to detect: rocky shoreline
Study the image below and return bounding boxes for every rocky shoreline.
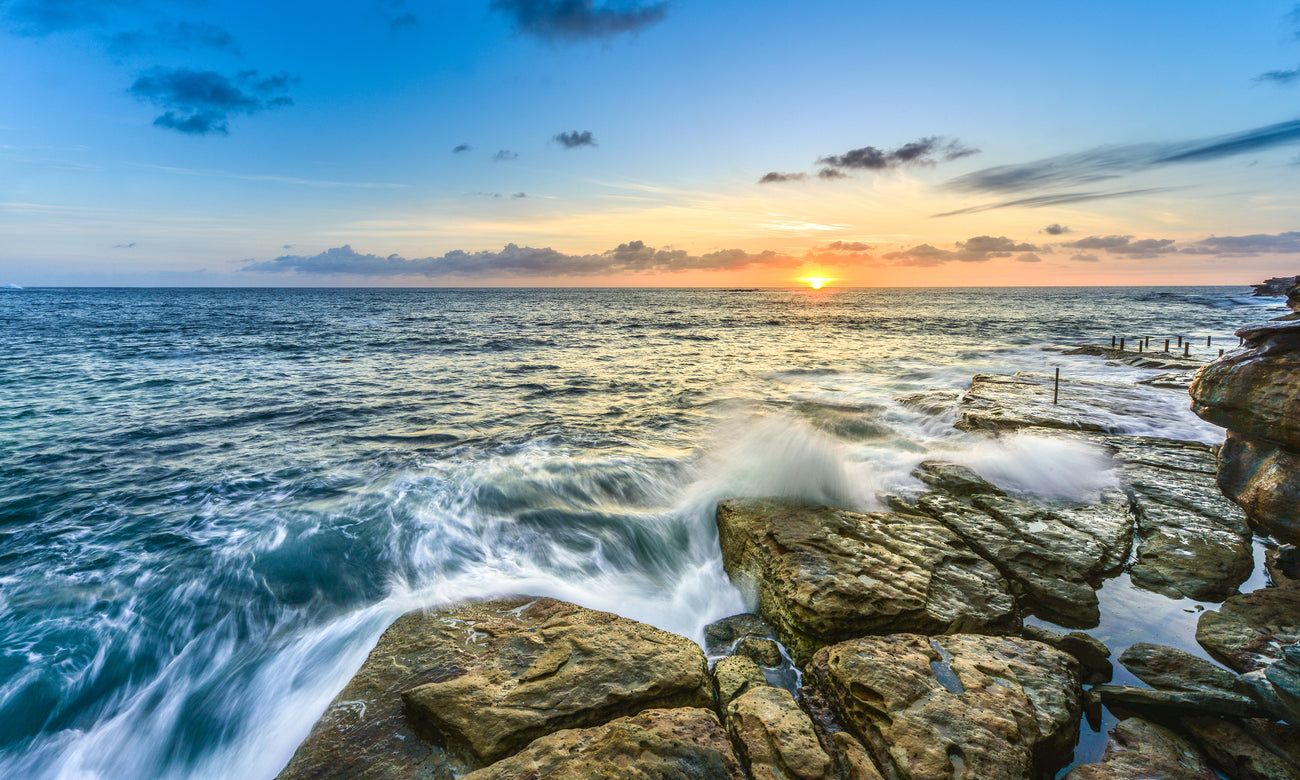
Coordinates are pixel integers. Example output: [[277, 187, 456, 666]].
[[274, 317, 1300, 779]]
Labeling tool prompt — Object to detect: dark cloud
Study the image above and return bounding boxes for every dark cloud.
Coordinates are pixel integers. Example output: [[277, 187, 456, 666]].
[[931, 188, 1171, 217], [129, 68, 296, 135], [493, 149, 518, 161], [822, 241, 873, 251], [1042, 223, 1071, 235], [452, 143, 472, 153], [512, 192, 527, 198], [490, 0, 667, 41], [4, 0, 133, 35], [882, 235, 1039, 267], [378, 0, 418, 29], [1061, 235, 1177, 258], [244, 240, 801, 278], [758, 171, 806, 184], [818, 136, 979, 172], [947, 120, 1300, 195], [107, 21, 238, 56], [1181, 231, 1300, 256], [1014, 252, 1042, 263], [554, 130, 596, 148], [817, 167, 847, 180], [1257, 66, 1300, 85]]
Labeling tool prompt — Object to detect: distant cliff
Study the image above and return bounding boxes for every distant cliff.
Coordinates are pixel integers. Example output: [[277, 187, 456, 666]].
[[1251, 275, 1298, 297]]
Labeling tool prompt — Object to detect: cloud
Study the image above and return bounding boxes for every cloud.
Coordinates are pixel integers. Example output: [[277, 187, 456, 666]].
[[882, 235, 1039, 267], [1257, 66, 1300, 85], [1042, 223, 1070, 235], [490, 0, 667, 41], [378, 0, 418, 29], [1070, 253, 1100, 263], [818, 136, 979, 172], [113, 241, 135, 248], [758, 171, 806, 184], [1180, 231, 1300, 255], [554, 130, 596, 148], [452, 143, 471, 153], [493, 149, 518, 161], [1014, 252, 1042, 263], [244, 240, 802, 278], [822, 241, 873, 251], [931, 188, 1171, 217], [947, 120, 1300, 195], [129, 68, 296, 135], [817, 167, 847, 180], [107, 21, 238, 56], [4, 0, 133, 35], [512, 192, 527, 198], [1060, 234, 1178, 258]]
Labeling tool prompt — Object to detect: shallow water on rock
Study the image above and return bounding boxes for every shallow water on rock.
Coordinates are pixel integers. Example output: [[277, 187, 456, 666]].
[[0, 286, 1285, 778]]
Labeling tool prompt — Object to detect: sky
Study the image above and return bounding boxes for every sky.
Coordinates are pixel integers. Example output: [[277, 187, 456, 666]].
[[3, 0, 1300, 287]]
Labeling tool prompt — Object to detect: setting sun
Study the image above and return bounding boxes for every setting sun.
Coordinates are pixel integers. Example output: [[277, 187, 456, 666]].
[[802, 277, 832, 289]]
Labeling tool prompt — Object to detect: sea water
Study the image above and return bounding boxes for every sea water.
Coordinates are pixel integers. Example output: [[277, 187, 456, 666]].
[[0, 286, 1286, 778]]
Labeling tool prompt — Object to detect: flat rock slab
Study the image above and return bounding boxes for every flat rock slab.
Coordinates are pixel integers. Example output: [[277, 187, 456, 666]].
[[716, 499, 1019, 663], [400, 598, 712, 764], [1118, 642, 1247, 696], [955, 372, 1195, 435], [808, 634, 1081, 780], [276, 598, 712, 778], [910, 473, 1132, 627], [1093, 685, 1268, 719], [460, 708, 745, 780], [1180, 716, 1300, 780], [1198, 580, 1300, 673], [1063, 344, 1206, 371], [1063, 717, 1218, 780]]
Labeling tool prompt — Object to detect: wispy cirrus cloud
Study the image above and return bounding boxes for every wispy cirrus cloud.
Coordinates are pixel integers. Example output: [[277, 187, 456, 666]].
[[491, 0, 667, 41], [244, 240, 800, 278], [931, 188, 1173, 217], [107, 21, 238, 56], [129, 68, 296, 135], [3, 0, 135, 35]]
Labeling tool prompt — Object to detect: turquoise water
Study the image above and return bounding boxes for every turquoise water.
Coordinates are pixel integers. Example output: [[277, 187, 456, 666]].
[[0, 286, 1284, 778]]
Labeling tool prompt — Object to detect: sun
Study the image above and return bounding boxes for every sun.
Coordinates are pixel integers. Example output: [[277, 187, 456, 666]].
[[801, 277, 832, 290]]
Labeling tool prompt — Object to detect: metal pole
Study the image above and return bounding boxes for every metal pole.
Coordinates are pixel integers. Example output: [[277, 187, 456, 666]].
[[1184, 343, 1190, 357], [1164, 339, 1169, 352], [1120, 337, 1125, 351], [1054, 367, 1060, 405], [1206, 335, 1211, 347]]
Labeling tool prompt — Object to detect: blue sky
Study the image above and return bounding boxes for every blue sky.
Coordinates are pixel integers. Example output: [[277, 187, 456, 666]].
[[3, 0, 1300, 286]]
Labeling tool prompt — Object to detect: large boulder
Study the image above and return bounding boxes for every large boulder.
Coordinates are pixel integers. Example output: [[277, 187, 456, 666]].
[[1063, 718, 1218, 780], [715, 499, 1019, 662], [1191, 320, 1300, 543], [460, 708, 744, 780], [1179, 716, 1300, 780], [807, 634, 1081, 780], [276, 598, 712, 778], [725, 686, 833, 780]]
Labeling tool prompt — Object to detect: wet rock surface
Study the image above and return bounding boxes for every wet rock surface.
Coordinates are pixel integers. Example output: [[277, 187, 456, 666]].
[[1092, 685, 1268, 719], [1023, 626, 1113, 684], [1063, 717, 1218, 780], [1197, 579, 1300, 673], [713, 654, 769, 710], [1180, 716, 1300, 780], [459, 707, 744, 780], [1118, 642, 1247, 695], [955, 371, 1195, 434], [715, 498, 1019, 662], [808, 633, 1081, 780], [1191, 320, 1300, 543], [725, 686, 833, 780]]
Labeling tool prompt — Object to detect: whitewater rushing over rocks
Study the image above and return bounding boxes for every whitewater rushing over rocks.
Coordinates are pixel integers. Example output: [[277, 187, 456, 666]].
[[0, 286, 1289, 779]]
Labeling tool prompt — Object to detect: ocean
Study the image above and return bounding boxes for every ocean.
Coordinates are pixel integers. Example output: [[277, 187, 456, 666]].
[[0, 286, 1286, 778]]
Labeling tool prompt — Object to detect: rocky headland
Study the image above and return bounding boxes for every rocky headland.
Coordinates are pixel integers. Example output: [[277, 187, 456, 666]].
[[275, 302, 1300, 780]]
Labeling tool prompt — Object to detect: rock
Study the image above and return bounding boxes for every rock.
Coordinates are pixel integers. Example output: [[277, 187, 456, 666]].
[[893, 389, 962, 417], [1022, 626, 1113, 684], [1216, 433, 1300, 544], [1093, 434, 1253, 602], [1251, 276, 1298, 297], [808, 633, 1081, 780], [713, 655, 769, 709], [1268, 546, 1300, 583], [1063, 344, 1206, 370], [956, 372, 1196, 434], [1242, 669, 1296, 724], [735, 636, 784, 667], [1242, 718, 1300, 769], [725, 686, 833, 780], [1197, 580, 1300, 673], [911, 461, 1005, 497], [1137, 370, 1200, 389], [460, 708, 744, 780], [1266, 646, 1300, 725], [1118, 642, 1247, 696], [910, 487, 1130, 627], [715, 499, 1018, 663], [398, 599, 713, 765], [705, 613, 776, 658], [1180, 716, 1300, 780], [1190, 319, 1300, 543], [1092, 685, 1268, 719], [1062, 717, 1217, 780]]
